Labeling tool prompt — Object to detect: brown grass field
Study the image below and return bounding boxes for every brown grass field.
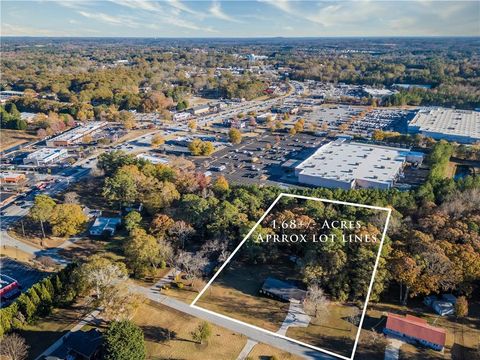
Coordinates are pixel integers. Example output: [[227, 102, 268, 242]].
[[0, 129, 38, 151], [195, 262, 293, 332], [0, 245, 34, 262], [286, 302, 358, 358], [134, 300, 247, 360], [248, 343, 304, 360]]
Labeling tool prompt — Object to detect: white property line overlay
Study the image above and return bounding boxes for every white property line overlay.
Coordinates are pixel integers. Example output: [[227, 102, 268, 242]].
[[190, 193, 392, 360]]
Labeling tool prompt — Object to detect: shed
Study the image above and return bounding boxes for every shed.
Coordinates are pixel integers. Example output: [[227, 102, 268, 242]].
[[432, 301, 455, 316]]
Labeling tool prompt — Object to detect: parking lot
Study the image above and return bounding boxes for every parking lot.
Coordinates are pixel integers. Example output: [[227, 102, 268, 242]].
[[0, 257, 48, 306], [350, 108, 416, 135], [193, 132, 325, 186]]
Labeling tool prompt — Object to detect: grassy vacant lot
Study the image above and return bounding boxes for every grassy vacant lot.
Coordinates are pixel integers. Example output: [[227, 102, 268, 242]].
[[0, 129, 38, 151], [1, 245, 34, 262], [18, 303, 92, 360], [195, 261, 293, 332], [366, 300, 480, 360], [286, 302, 357, 358], [248, 343, 304, 360], [134, 300, 247, 360]]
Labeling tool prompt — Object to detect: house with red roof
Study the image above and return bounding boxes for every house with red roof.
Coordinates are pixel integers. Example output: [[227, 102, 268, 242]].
[[383, 313, 446, 351]]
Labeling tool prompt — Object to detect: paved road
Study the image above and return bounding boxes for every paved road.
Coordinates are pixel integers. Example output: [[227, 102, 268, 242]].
[[131, 282, 335, 360], [1, 166, 93, 263]]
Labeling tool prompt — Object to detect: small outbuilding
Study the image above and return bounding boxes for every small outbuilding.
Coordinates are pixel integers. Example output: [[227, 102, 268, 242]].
[[89, 217, 121, 237], [432, 301, 455, 316]]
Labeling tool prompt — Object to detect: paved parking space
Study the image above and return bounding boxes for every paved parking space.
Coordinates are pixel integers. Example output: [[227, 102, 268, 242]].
[[192, 132, 324, 186], [0, 257, 48, 293]]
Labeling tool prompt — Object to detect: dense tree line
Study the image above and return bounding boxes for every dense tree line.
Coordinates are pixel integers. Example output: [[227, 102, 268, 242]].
[[0, 264, 79, 337], [0, 104, 27, 130], [97, 148, 480, 305]]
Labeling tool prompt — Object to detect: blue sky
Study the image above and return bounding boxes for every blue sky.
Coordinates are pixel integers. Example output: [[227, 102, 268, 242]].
[[1, 1, 479, 37]]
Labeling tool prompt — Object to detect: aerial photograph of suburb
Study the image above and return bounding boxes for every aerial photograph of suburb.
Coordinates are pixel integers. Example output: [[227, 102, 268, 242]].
[[0, 1, 479, 360]]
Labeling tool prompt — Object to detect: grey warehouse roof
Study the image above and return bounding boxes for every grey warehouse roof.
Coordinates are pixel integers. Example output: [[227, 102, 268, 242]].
[[409, 108, 480, 139], [296, 139, 411, 185]]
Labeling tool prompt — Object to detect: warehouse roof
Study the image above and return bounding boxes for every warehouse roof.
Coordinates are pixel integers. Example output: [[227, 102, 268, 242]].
[[296, 139, 410, 186], [409, 108, 480, 139], [26, 147, 67, 161], [49, 121, 108, 143]]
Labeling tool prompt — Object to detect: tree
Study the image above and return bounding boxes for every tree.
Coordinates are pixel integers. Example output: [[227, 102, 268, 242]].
[[102, 286, 144, 322], [228, 128, 242, 144], [104, 320, 146, 360], [49, 204, 88, 237], [191, 321, 212, 345], [117, 110, 137, 130], [188, 138, 203, 156], [75, 255, 128, 305], [176, 99, 188, 111], [97, 150, 138, 176], [173, 250, 208, 281], [124, 211, 142, 232], [0, 333, 29, 360], [149, 213, 175, 238], [140, 181, 180, 214], [289, 127, 297, 136], [188, 119, 197, 132], [188, 139, 215, 156], [213, 175, 229, 193], [63, 191, 79, 204], [29, 195, 56, 238], [201, 141, 215, 156], [124, 228, 162, 276], [103, 165, 139, 206], [456, 296, 468, 317], [303, 284, 330, 323], [151, 133, 165, 148], [168, 220, 195, 249]]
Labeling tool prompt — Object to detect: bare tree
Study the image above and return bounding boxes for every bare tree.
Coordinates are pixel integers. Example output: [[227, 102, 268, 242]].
[[0, 333, 29, 360], [348, 307, 362, 327], [200, 239, 230, 263], [303, 284, 330, 323], [174, 250, 208, 281], [169, 221, 195, 249], [35, 256, 56, 269], [102, 286, 145, 321], [64, 191, 79, 204]]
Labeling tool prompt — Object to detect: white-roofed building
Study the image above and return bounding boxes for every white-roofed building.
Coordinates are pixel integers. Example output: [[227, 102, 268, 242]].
[[23, 148, 68, 166], [408, 108, 480, 144], [295, 139, 423, 190], [136, 153, 169, 165], [46, 122, 108, 147]]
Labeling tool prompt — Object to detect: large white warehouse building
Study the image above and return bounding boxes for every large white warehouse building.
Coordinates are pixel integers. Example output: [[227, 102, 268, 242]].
[[295, 139, 423, 190], [408, 108, 480, 144]]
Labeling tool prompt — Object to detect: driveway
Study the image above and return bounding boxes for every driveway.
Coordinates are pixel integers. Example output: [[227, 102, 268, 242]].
[[384, 336, 404, 360]]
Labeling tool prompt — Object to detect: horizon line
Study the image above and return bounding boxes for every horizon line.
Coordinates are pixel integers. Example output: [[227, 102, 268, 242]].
[[1, 35, 479, 39]]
